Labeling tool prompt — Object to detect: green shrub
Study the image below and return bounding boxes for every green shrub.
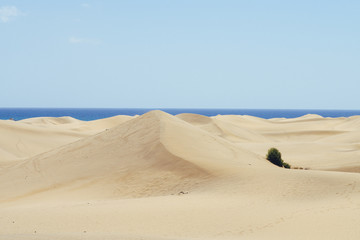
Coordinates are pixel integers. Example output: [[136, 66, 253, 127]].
[[266, 148, 283, 167], [266, 148, 291, 169]]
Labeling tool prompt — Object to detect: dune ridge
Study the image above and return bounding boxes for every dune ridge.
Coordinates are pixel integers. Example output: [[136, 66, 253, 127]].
[[0, 110, 359, 240], [0, 111, 253, 201]]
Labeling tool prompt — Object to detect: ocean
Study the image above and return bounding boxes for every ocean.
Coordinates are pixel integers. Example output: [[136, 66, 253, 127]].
[[1, 108, 360, 121]]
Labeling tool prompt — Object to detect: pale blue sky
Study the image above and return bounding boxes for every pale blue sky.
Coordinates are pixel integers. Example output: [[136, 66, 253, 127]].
[[1, 0, 359, 109]]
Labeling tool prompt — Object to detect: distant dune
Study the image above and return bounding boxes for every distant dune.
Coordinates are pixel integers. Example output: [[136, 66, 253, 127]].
[[0, 115, 134, 164], [0, 110, 359, 240]]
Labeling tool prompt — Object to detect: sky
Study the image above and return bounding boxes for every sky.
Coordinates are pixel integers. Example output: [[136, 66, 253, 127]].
[[0, 0, 359, 109]]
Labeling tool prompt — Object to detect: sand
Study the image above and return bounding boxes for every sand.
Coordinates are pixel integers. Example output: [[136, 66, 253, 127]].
[[0, 110, 359, 239], [0, 115, 134, 164]]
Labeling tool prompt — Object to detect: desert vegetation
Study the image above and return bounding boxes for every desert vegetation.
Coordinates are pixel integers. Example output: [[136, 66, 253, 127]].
[[266, 148, 291, 169]]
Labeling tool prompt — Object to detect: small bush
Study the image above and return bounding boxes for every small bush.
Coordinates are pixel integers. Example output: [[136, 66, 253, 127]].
[[266, 148, 283, 167], [266, 148, 291, 169]]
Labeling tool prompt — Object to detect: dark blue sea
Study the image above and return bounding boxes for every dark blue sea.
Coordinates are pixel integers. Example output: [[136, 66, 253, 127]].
[[0, 108, 360, 121]]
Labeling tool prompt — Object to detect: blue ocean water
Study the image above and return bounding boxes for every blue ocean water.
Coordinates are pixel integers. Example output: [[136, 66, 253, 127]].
[[0, 108, 360, 121]]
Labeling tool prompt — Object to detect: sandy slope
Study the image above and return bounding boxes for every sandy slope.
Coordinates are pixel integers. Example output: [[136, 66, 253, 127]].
[[0, 115, 133, 164], [0, 111, 359, 240]]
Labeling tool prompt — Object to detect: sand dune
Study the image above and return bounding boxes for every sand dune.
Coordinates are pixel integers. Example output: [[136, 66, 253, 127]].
[[0, 115, 133, 164], [0, 111, 265, 202], [0, 111, 360, 240], [212, 114, 360, 171]]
